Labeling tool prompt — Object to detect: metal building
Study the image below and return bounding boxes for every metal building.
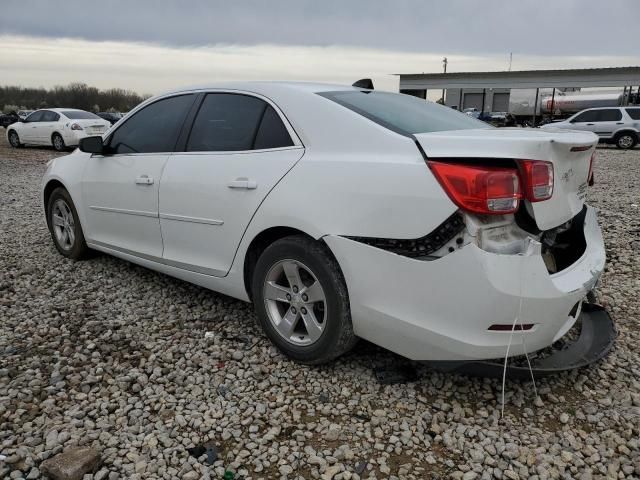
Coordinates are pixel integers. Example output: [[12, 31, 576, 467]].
[[398, 66, 640, 122]]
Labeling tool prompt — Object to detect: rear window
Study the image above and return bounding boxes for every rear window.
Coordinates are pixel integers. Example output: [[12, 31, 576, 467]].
[[626, 108, 640, 120], [62, 110, 101, 120], [318, 90, 489, 135]]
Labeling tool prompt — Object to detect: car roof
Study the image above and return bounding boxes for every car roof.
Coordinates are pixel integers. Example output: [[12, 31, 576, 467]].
[[158, 81, 360, 98]]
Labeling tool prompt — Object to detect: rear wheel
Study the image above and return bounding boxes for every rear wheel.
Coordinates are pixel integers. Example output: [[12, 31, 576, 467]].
[[52, 133, 66, 151], [47, 187, 89, 260], [615, 132, 637, 149], [8, 130, 22, 148], [252, 235, 357, 364]]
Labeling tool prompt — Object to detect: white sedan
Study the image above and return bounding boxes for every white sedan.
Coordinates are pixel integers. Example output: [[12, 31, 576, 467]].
[[7, 108, 111, 151], [41, 82, 605, 364]]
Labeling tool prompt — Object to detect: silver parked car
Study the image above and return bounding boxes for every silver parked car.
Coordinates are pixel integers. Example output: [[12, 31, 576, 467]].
[[542, 106, 640, 149]]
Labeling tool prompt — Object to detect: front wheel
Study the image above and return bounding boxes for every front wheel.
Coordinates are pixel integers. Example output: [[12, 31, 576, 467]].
[[252, 235, 357, 364], [52, 133, 66, 151], [47, 187, 89, 260], [8, 130, 23, 148]]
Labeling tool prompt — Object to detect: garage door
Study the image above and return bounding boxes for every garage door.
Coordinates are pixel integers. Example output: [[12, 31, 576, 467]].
[[492, 93, 510, 112], [463, 93, 484, 110]]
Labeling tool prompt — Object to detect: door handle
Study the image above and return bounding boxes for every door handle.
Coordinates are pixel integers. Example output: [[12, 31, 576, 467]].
[[586, 123, 595, 125], [616, 122, 624, 125], [135, 175, 154, 185], [227, 177, 257, 190]]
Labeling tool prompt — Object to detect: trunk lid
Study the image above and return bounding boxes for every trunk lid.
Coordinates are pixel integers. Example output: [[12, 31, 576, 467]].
[[414, 127, 597, 230], [70, 118, 111, 135]]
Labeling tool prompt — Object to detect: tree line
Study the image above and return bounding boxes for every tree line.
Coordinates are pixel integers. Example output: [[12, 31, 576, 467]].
[[1, 83, 150, 114]]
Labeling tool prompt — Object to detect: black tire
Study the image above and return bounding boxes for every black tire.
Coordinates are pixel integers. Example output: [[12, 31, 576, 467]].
[[52, 133, 66, 152], [615, 132, 638, 149], [8, 130, 23, 148], [252, 235, 357, 364], [47, 187, 89, 260]]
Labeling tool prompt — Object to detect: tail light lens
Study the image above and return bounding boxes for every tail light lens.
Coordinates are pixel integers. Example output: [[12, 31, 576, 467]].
[[588, 151, 595, 186], [521, 160, 554, 202], [70, 123, 83, 131], [428, 161, 522, 214]]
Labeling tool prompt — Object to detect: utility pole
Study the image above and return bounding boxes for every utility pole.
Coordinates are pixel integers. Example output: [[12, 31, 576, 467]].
[[442, 57, 448, 104], [508, 52, 513, 72]]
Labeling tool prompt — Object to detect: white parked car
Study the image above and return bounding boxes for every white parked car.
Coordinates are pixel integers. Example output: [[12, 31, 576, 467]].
[[41, 82, 605, 364], [7, 108, 111, 151], [541, 106, 640, 149]]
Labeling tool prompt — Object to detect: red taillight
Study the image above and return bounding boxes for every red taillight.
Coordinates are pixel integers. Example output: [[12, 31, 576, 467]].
[[521, 160, 554, 202], [428, 161, 522, 215], [588, 151, 595, 186]]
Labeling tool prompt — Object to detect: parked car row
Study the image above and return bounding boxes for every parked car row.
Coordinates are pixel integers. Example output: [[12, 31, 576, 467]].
[[6, 109, 112, 151]]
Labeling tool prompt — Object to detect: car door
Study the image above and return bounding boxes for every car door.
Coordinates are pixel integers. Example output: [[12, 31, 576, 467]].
[[568, 109, 598, 133], [82, 93, 197, 259], [587, 109, 623, 140], [20, 111, 44, 143], [159, 92, 304, 276], [37, 111, 60, 143]]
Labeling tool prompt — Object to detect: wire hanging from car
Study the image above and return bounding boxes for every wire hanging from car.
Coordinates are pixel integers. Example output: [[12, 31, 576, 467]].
[[500, 255, 537, 419]]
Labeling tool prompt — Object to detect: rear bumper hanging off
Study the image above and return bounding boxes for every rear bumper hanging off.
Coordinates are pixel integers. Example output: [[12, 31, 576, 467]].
[[426, 303, 615, 379]]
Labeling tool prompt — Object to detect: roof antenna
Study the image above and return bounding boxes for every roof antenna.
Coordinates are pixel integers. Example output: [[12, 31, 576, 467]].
[[353, 78, 374, 90]]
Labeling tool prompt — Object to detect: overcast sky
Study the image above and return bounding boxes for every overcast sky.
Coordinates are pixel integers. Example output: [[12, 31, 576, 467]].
[[1, 0, 639, 94]]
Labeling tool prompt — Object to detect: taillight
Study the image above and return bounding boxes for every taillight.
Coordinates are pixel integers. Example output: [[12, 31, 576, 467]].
[[520, 160, 554, 202], [70, 123, 83, 131], [428, 161, 522, 215], [588, 151, 595, 186]]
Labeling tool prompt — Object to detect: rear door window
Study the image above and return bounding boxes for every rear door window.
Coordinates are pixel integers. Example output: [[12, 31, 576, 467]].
[[254, 105, 294, 149], [625, 108, 640, 120], [187, 93, 269, 151], [593, 109, 622, 122]]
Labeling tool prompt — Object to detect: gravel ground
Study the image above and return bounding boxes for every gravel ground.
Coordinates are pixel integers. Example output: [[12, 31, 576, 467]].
[[0, 130, 638, 480]]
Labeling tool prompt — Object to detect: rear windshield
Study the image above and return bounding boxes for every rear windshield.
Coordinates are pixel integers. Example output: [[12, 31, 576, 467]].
[[318, 90, 489, 136], [62, 110, 101, 120], [626, 108, 640, 120]]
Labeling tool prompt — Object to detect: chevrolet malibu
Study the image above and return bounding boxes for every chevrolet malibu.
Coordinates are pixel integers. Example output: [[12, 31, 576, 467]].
[[41, 82, 605, 364], [8, 108, 111, 151]]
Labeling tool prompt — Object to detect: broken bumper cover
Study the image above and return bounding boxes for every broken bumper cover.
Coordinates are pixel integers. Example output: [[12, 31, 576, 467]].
[[426, 303, 615, 378], [324, 205, 606, 361]]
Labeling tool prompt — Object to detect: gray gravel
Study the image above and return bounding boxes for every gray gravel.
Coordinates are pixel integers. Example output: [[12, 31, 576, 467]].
[[0, 132, 639, 479]]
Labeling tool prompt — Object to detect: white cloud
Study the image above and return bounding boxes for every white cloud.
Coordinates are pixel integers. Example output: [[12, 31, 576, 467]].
[[1, 35, 638, 95]]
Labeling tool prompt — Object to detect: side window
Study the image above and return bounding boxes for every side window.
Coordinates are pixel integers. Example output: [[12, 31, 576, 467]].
[[594, 109, 622, 122], [626, 108, 640, 120], [42, 111, 59, 122], [254, 105, 294, 149], [106, 94, 195, 154], [187, 93, 266, 151], [25, 111, 44, 123], [572, 110, 597, 123]]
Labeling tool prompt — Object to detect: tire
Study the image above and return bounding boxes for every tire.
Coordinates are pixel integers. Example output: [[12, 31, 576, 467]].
[[52, 133, 66, 152], [252, 235, 357, 364], [8, 130, 23, 148], [615, 132, 637, 150], [47, 187, 89, 260]]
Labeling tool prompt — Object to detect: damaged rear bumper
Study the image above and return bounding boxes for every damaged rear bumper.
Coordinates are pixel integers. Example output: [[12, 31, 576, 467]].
[[324, 205, 606, 361], [426, 303, 615, 378]]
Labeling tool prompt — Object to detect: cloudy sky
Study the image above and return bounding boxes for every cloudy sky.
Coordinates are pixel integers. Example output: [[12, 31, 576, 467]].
[[1, 0, 639, 94]]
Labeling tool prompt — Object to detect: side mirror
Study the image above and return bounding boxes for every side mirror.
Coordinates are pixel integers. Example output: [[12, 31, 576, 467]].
[[79, 136, 105, 154]]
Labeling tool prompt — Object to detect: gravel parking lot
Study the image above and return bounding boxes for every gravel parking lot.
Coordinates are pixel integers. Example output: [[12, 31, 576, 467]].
[[0, 130, 638, 480]]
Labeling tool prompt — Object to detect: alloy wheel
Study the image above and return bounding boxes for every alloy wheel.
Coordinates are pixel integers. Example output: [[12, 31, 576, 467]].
[[53, 135, 64, 151], [9, 132, 19, 147], [618, 135, 634, 149], [263, 259, 327, 346], [51, 199, 76, 250]]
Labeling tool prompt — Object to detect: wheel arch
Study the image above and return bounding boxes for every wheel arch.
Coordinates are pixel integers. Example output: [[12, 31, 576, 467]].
[[243, 226, 338, 301], [43, 179, 68, 224], [614, 129, 639, 140]]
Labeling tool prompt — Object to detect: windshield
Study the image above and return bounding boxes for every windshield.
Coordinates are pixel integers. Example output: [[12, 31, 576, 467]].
[[318, 90, 489, 136], [62, 110, 101, 120]]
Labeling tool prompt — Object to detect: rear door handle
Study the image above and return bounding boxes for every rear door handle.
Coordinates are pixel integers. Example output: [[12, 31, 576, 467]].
[[135, 175, 154, 185], [227, 177, 257, 189], [586, 123, 595, 125]]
